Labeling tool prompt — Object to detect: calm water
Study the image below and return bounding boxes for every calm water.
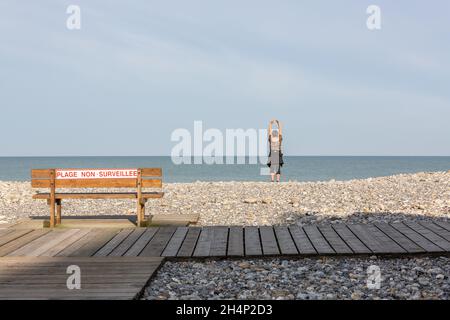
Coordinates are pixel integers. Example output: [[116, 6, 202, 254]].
[[0, 157, 449, 182]]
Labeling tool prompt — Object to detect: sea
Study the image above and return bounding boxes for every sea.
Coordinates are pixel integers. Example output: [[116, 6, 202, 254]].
[[0, 156, 449, 182]]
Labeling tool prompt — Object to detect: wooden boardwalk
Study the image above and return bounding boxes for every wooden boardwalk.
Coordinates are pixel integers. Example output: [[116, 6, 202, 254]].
[[0, 257, 163, 300], [1, 221, 449, 299], [1, 221, 449, 259]]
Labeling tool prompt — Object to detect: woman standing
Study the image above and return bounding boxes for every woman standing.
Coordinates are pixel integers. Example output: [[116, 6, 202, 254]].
[[267, 119, 284, 182]]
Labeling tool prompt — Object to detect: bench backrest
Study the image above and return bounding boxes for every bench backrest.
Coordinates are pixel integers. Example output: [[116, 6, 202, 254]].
[[31, 168, 162, 189]]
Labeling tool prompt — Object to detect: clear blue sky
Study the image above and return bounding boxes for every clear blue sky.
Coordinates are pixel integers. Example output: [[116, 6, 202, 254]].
[[1, 1, 449, 156]]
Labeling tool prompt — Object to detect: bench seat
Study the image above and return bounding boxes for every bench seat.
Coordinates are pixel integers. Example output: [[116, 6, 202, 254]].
[[33, 192, 164, 200]]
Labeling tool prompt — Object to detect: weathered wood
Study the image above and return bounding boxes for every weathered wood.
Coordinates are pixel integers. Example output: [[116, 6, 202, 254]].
[[0, 229, 15, 238], [192, 227, 214, 257], [69, 229, 120, 257], [161, 227, 189, 257], [303, 225, 335, 254], [0, 230, 51, 257], [8, 229, 81, 257], [0, 229, 34, 247], [374, 222, 425, 253], [108, 228, 146, 257], [419, 221, 450, 242], [124, 228, 159, 256], [40, 229, 92, 257], [227, 227, 244, 257], [259, 226, 280, 255], [94, 229, 134, 257], [177, 228, 201, 257], [56, 229, 105, 257], [0, 257, 163, 300], [390, 223, 444, 253], [244, 227, 262, 256], [331, 224, 371, 254], [288, 226, 317, 254], [209, 227, 229, 257], [433, 221, 450, 232], [273, 226, 298, 255], [368, 224, 406, 254], [404, 221, 450, 251], [347, 224, 392, 254], [318, 225, 353, 254], [139, 227, 176, 257]]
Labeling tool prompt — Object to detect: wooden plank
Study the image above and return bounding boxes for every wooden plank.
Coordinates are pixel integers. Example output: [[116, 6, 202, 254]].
[[93, 229, 134, 257], [389, 223, 444, 253], [433, 220, 450, 232], [303, 225, 335, 254], [7, 231, 66, 257], [209, 227, 228, 257], [404, 221, 450, 251], [139, 227, 176, 257], [141, 168, 162, 176], [318, 225, 353, 254], [419, 221, 450, 242], [0, 229, 33, 247], [367, 224, 406, 253], [288, 226, 317, 254], [56, 229, 105, 257], [0, 229, 14, 238], [33, 192, 163, 200], [0, 257, 163, 300], [108, 228, 147, 257], [227, 227, 244, 257], [176, 227, 201, 257], [161, 227, 189, 257], [10, 229, 82, 257], [273, 226, 298, 255], [331, 224, 371, 254], [31, 169, 51, 178], [374, 223, 425, 253], [0, 230, 51, 257], [32, 178, 162, 189], [347, 224, 393, 254], [244, 227, 262, 256], [69, 229, 120, 257], [192, 227, 213, 257], [259, 226, 280, 255], [124, 228, 159, 256]]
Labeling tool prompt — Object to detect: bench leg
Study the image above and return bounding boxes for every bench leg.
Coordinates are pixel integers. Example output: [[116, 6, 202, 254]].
[[137, 200, 144, 227], [56, 199, 62, 225], [49, 200, 55, 228]]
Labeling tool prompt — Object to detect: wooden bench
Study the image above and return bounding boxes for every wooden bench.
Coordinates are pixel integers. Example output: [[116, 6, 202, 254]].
[[31, 168, 164, 227]]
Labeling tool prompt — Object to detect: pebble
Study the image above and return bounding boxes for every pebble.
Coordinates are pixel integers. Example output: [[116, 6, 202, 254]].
[[143, 257, 450, 300], [1, 172, 449, 226]]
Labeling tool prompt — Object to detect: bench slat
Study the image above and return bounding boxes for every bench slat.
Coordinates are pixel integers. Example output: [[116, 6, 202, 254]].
[[33, 192, 164, 200], [32, 178, 162, 189], [141, 168, 162, 177]]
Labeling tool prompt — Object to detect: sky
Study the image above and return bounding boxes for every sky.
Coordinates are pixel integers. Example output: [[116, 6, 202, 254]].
[[0, 0, 449, 156]]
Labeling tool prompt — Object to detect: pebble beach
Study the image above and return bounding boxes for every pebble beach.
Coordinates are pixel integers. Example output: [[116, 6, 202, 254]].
[[1, 171, 449, 300], [1, 171, 449, 226]]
